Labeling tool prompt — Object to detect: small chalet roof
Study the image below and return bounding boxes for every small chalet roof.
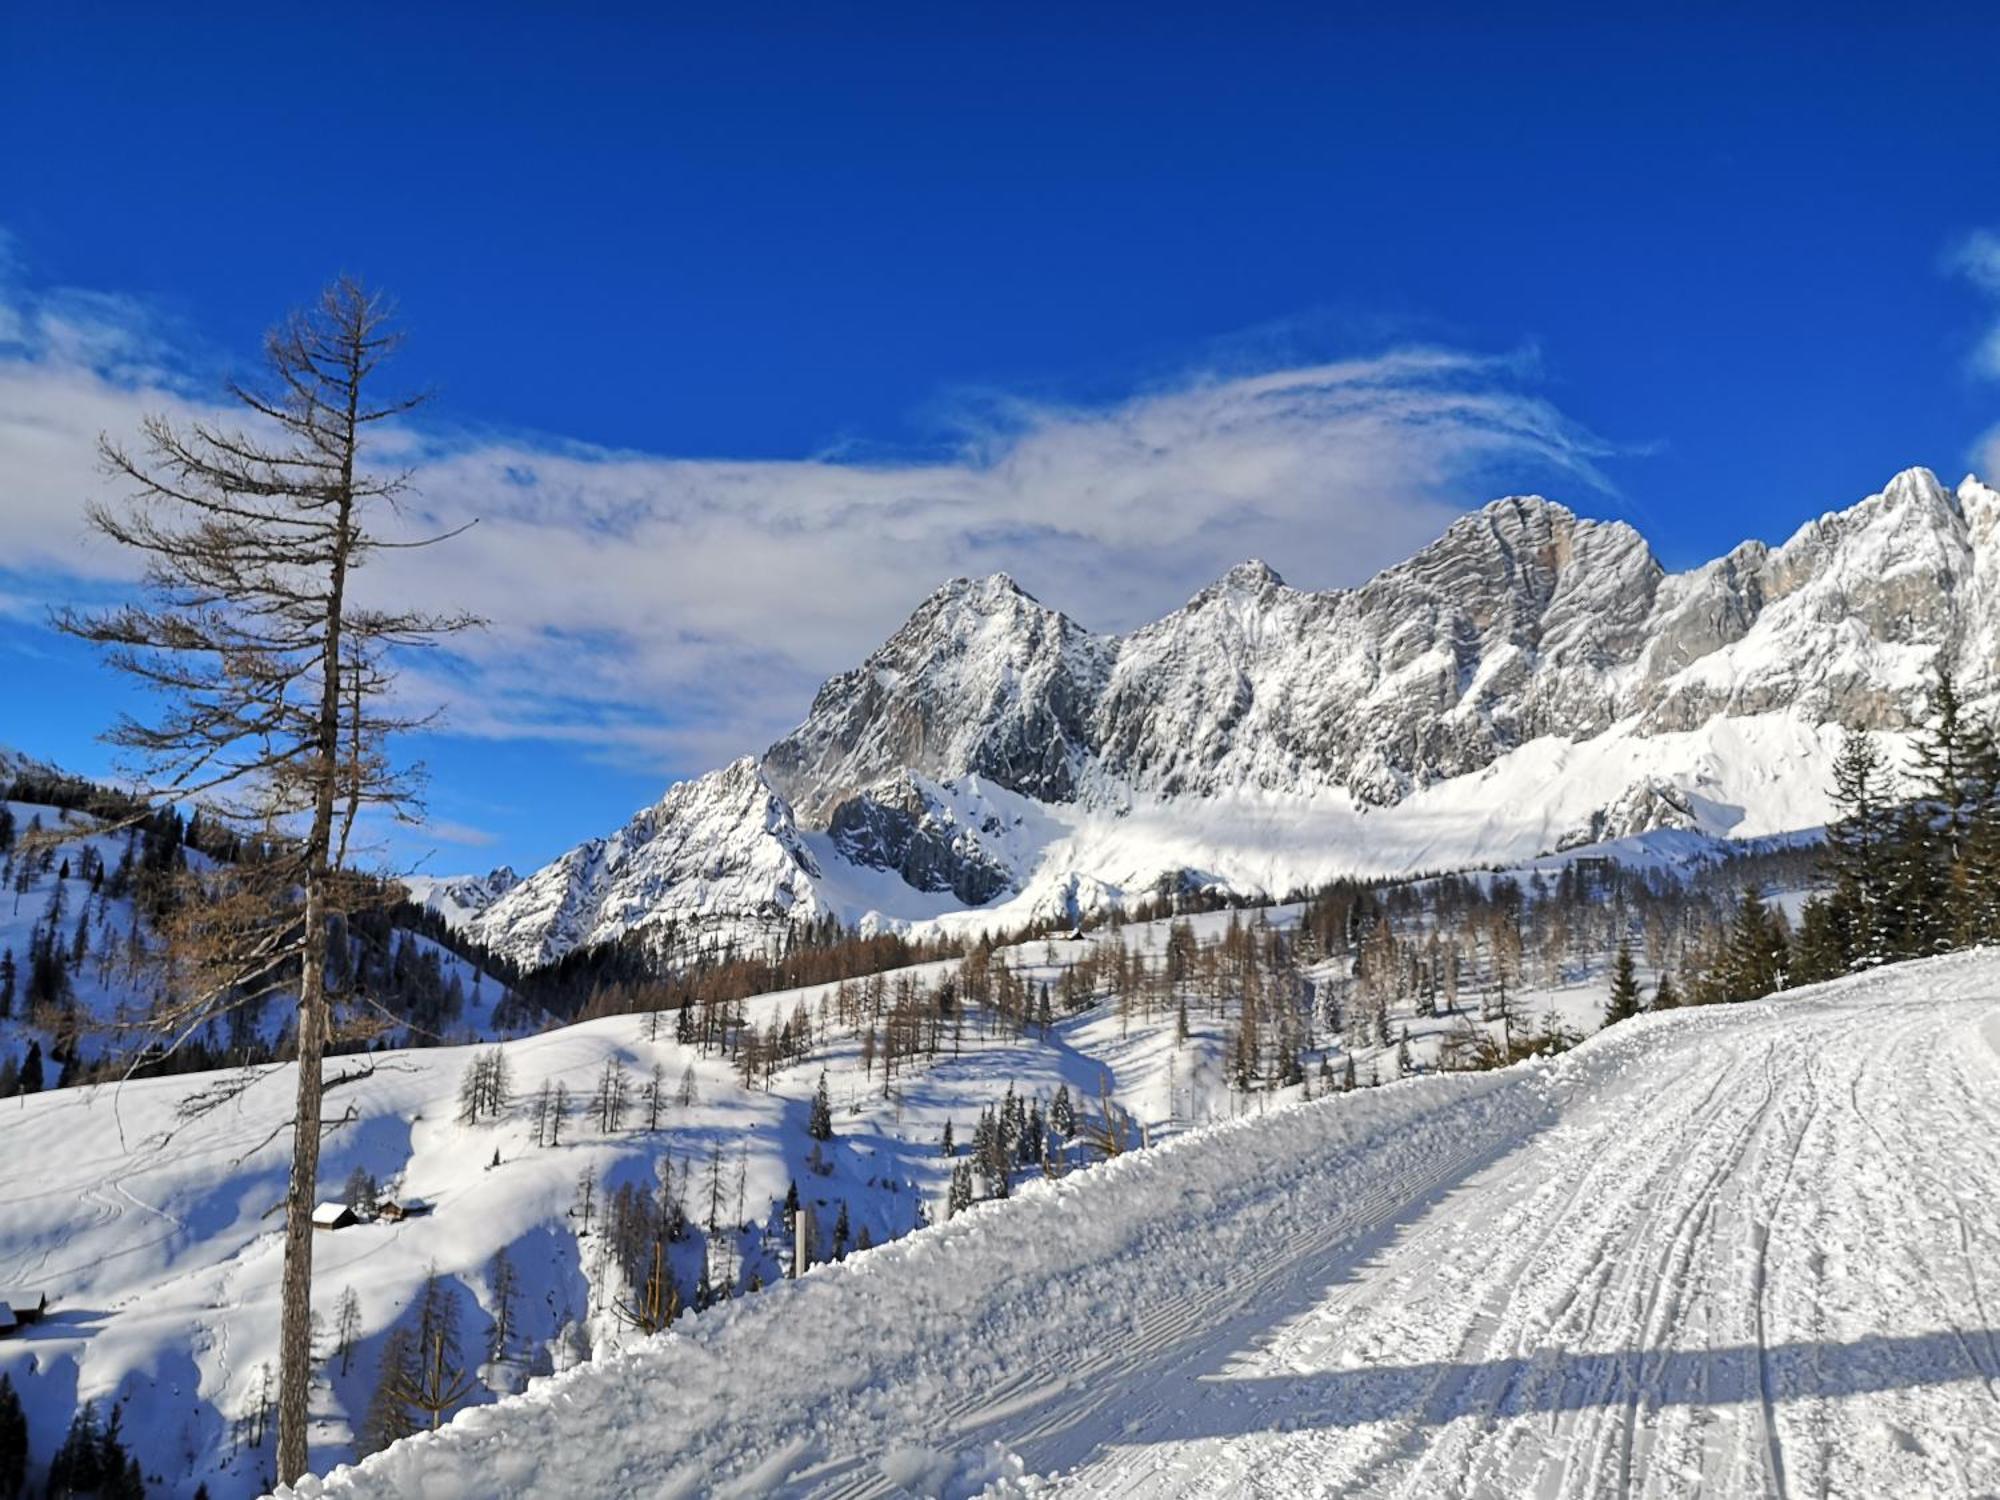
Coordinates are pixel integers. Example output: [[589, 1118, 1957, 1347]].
[[0, 1303, 16, 1332], [312, 1202, 356, 1228]]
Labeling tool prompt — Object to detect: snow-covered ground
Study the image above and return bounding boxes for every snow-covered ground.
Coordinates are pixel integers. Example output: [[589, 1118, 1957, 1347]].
[[0, 903, 1329, 1495], [286, 950, 2000, 1499]]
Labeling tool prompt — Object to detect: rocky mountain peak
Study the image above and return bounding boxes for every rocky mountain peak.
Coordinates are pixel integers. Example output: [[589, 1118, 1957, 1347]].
[[468, 465, 2000, 971], [1211, 559, 1287, 594]]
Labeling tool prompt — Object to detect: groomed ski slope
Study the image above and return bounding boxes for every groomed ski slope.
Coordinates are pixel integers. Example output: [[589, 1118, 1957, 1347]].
[[285, 951, 2000, 1499]]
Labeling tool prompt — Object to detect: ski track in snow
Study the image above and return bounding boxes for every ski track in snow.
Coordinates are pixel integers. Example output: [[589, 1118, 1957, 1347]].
[[286, 952, 2000, 1499]]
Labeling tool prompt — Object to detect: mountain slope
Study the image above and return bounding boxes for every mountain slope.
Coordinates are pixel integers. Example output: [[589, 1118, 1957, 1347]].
[[468, 467, 2000, 968], [284, 950, 2000, 1499], [467, 757, 831, 970]]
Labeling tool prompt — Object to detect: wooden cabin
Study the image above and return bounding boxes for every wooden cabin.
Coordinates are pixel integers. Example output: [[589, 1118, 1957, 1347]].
[[0, 1294, 47, 1337], [312, 1202, 359, 1232]]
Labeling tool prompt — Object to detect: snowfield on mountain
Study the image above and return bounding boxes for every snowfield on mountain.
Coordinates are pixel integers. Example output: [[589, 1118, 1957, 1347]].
[[282, 949, 2000, 1499]]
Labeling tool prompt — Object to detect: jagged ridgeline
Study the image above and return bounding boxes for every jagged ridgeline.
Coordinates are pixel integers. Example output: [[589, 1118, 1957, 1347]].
[[438, 467, 2000, 973]]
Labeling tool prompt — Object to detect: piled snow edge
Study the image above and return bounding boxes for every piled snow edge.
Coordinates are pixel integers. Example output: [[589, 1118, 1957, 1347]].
[[277, 1064, 1564, 1495]]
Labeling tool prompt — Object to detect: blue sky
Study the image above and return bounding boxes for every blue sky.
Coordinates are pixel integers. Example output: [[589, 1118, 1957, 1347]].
[[4, 3, 2000, 873]]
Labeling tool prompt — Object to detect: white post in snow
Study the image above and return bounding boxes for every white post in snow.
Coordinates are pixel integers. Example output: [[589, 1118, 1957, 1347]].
[[793, 1205, 816, 1279]]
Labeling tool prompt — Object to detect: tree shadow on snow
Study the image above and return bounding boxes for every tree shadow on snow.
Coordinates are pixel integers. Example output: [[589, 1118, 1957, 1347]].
[[1058, 1328, 2000, 1448]]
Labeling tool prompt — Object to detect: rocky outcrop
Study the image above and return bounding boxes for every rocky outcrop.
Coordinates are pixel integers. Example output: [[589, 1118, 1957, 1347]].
[[827, 772, 1019, 906]]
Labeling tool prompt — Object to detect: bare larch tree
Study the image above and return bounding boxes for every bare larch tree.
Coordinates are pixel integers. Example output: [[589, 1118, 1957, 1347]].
[[56, 277, 477, 1484]]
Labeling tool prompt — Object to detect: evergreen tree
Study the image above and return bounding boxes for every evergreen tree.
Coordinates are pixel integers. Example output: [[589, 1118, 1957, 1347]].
[[1650, 971, 1681, 1011], [1912, 662, 1976, 868], [947, 1161, 975, 1218], [1789, 896, 1848, 986], [1825, 728, 1895, 969], [18, 1043, 41, 1095], [44, 1401, 105, 1498], [1720, 885, 1788, 1000], [807, 1070, 834, 1142], [357, 1326, 419, 1456], [1603, 939, 1643, 1027], [0, 1373, 25, 1500], [1883, 802, 1950, 959], [1049, 1085, 1075, 1138]]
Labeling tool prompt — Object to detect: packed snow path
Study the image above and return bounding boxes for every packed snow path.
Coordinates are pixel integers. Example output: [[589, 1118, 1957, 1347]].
[[288, 954, 2000, 1499]]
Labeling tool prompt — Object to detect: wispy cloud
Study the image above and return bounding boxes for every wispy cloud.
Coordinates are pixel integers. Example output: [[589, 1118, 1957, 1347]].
[[0, 261, 1617, 778], [1949, 229, 2000, 477], [1951, 229, 2000, 380], [417, 817, 502, 849]]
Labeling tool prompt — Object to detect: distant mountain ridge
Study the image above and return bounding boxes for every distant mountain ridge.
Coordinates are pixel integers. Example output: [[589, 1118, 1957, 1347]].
[[460, 467, 2000, 969]]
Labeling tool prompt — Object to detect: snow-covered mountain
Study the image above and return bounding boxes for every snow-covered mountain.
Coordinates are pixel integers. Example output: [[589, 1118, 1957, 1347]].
[[468, 757, 836, 970], [400, 866, 521, 930], [467, 467, 2000, 970]]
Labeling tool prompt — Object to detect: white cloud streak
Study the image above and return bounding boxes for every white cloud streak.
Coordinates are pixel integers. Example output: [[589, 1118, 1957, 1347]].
[[1949, 229, 2000, 480], [0, 268, 1615, 775]]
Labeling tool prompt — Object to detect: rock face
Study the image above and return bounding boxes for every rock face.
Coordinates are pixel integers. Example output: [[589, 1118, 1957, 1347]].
[[469, 467, 2000, 968], [827, 772, 1019, 907]]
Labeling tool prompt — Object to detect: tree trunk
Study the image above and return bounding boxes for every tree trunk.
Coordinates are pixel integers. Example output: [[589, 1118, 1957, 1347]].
[[276, 370, 360, 1485], [275, 882, 327, 1483]]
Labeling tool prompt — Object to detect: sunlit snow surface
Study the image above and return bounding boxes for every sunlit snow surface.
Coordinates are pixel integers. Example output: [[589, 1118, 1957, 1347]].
[[284, 952, 2000, 1498]]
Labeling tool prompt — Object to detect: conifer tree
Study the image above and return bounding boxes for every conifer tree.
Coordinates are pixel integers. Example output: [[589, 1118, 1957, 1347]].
[[486, 1248, 519, 1363], [1049, 1084, 1075, 1139], [333, 1285, 364, 1377], [1825, 728, 1895, 969], [1603, 939, 1643, 1027], [947, 1161, 975, 1218], [1789, 896, 1848, 986], [59, 280, 479, 1487], [1721, 885, 1788, 1000], [0, 1373, 24, 1500], [1883, 802, 1950, 959], [807, 1069, 834, 1142], [45, 1402, 106, 1497], [1650, 971, 1681, 1011]]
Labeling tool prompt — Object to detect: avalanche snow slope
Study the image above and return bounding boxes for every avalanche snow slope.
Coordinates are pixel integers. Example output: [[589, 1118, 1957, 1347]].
[[290, 952, 2000, 1500]]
